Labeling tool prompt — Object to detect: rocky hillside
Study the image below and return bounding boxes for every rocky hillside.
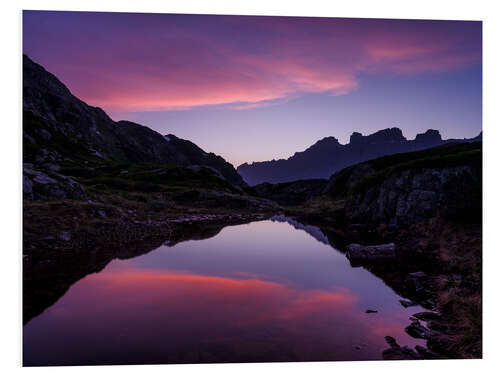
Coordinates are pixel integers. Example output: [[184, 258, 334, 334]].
[[237, 127, 482, 185], [323, 142, 482, 227], [23, 54, 245, 189]]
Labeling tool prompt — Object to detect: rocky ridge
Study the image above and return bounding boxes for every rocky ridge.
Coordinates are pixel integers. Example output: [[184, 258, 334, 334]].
[[23, 54, 245, 189], [237, 127, 481, 185]]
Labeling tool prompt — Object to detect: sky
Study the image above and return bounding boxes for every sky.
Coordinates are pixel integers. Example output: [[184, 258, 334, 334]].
[[23, 11, 482, 166]]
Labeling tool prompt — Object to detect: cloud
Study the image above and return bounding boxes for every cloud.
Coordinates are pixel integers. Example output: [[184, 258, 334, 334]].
[[24, 13, 481, 112]]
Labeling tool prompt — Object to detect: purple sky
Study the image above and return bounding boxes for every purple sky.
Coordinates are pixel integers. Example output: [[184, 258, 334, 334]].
[[23, 11, 482, 166]]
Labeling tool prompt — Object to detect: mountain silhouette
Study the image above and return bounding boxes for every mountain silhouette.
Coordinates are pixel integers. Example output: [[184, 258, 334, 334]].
[[23, 54, 245, 186], [237, 128, 481, 185]]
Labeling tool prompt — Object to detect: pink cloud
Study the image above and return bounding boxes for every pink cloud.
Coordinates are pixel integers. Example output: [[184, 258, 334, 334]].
[[33, 16, 480, 113]]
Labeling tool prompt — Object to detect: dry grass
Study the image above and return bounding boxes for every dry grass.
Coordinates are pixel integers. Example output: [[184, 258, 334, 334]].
[[431, 219, 482, 358]]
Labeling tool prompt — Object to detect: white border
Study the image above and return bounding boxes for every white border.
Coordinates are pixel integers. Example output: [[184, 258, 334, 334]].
[[2, 1, 499, 374]]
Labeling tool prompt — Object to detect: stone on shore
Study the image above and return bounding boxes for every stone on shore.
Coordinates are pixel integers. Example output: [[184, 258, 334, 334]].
[[382, 336, 420, 360], [405, 321, 432, 339], [346, 243, 396, 263], [400, 299, 418, 308]]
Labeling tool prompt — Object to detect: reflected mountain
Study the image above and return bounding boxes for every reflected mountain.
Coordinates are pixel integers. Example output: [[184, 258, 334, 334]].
[[270, 214, 330, 245], [23, 218, 261, 324]]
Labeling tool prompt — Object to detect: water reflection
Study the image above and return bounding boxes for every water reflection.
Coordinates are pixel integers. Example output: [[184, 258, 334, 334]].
[[24, 220, 425, 365]]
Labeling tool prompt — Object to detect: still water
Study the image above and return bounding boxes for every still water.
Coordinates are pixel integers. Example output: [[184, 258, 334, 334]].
[[23, 219, 425, 365]]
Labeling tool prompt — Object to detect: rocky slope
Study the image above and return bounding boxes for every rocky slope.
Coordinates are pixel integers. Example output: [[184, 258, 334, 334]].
[[237, 127, 481, 185], [23, 54, 245, 189], [323, 141, 482, 227]]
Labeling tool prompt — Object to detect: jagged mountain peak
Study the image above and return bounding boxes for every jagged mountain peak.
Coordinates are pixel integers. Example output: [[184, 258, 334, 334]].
[[237, 126, 480, 185], [414, 129, 442, 143], [305, 136, 341, 150]]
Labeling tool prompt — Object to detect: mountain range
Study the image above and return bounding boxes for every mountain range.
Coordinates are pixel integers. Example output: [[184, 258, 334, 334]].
[[24, 54, 482, 190], [237, 128, 481, 185], [23, 54, 245, 187]]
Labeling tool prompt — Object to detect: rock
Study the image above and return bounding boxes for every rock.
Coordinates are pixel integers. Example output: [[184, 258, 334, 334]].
[[58, 232, 71, 242], [23, 174, 34, 199], [413, 311, 442, 321], [352, 345, 362, 350], [382, 336, 420, 360], [345, 163, 481, 227], [24, 132, 36, 144], [405, 272, 428, 294], [427, 320, 450, 333], [23, 167, 86, 200], [346, 243, 396, 263], [400, 299, 418, 308], [405, 321, 432, 339], [365, 309, 378, 313], [383, 347, 420, 360], [415, 345, 441, 359], [385, 336, 399, 349], [427, 335, 453, 355], [39, 128, 52, 140], [42, 162, 61, 171]]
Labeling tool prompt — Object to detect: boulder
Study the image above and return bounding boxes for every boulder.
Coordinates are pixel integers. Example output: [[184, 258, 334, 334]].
[[405, 321, 432, 339], [413, 311, 442, 322], [346, 243, 396, 263], [23, 166, 86, 200], [400, 299, 418, 308]]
